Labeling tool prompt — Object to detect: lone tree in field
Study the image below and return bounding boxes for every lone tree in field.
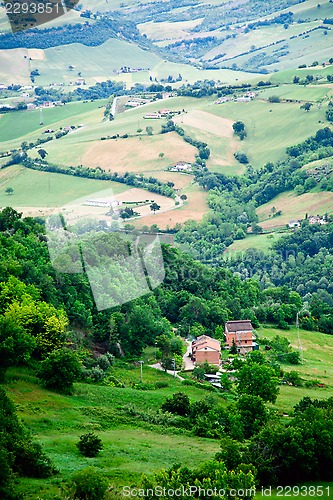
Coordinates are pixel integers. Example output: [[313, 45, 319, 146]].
[[38, 149, 48, 159], [180, 194, 187, 201], [233, 121, 247, 140], [300, 102, 312, 112], [76, 433, 103, 458], [233, 121, 245, 134], [5, 187, 13, 195], [150, 202, 161, 214], [159, 152, 165, 159]]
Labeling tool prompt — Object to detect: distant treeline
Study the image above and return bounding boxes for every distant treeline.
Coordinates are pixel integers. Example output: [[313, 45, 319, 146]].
[[0, 17, 146, 50]]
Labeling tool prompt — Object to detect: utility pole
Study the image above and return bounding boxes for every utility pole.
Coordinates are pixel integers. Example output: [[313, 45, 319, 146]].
[[39, 107, 44, 125]]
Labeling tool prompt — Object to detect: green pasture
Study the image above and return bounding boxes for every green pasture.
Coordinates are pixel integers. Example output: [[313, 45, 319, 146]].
[[0, 165, 128, 207], [34, 39, 161, 86], [0, 99, 107, 147], [256, 326, 333, 413], [258, 83, 331, 102], [225, 24, 333, 73], [271, 63, 333, 84], [224, 233, 284, 256], [207, 99, 329, 167], [204, 20, 321, 64], [3, 364, 221, 498]]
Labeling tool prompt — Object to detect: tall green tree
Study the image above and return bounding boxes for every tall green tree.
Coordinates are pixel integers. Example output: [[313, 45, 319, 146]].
[[237, 362, 279, 403]]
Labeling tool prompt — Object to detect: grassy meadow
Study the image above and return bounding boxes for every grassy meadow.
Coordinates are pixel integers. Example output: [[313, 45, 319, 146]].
[[224, 233, 284, 256], [256, 326, 333, 413], [3, 364, 221, 498], [0, 165, 128, 208], [0, 99, 108, 150], [208, 99, 330, 167]]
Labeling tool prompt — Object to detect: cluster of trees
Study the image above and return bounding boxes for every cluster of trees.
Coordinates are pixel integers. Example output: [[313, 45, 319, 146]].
[[227, 223, 333, 333], [233, 121, 247, 140], [139, 393, 333, 494], [222, 395, 333, 486], [327, 101, 333, 124], [157, 124, 333, 305], [168, 36, 220, 60], [286, 127, 333, 163], [0, 17, 147, 50], [0, 208, 315, 369]]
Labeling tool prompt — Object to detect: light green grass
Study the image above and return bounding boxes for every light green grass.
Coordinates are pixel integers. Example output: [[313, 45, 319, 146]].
[[257, 326, 333, 413], [271, 64, 333, 84], [204, 20, 321, 64], [3, 364, 221, 497], [34, 39, 161, 86], [207, 100, 329, 167], [258, 83, 330, 102], [0, 99, 107, 148], [224, 233, 284, 256], [0, 165, 128, 207]]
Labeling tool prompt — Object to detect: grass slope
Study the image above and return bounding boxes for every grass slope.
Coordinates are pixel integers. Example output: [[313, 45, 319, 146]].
[[224, 233, 283, 256], [0, 165, 128, 208], [3, 364, 220, 498], [0, 99, 108, 149], [257, 326, 333, 413], [208, 99, 329, 167]]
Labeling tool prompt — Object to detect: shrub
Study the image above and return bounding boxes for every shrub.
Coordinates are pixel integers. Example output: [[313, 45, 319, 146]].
[[283, 371, 303, 387], [155, 381, 169, 389], [96, 355, 111, 371], [67, 467, 109, 500], [37, 349, 82, 394], [161, 392, 191, 416], [76, 433, 103, 458], [182, 379, 194, 386], [14, 441, 57, 478], [89, 367, 106, 382], [268, 95, 281, 103], [234, 152, 249, 164], [104, 375, 124, 387], [132, 382, 156, 391]]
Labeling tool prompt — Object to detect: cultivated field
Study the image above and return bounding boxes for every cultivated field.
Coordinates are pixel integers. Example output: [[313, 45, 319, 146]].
[[134, 183, 208, 229], [137, 18, 204, 41], [257, 191, 333, 229], [174, 109, 234, 137], [82, 133, 196, 174]]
